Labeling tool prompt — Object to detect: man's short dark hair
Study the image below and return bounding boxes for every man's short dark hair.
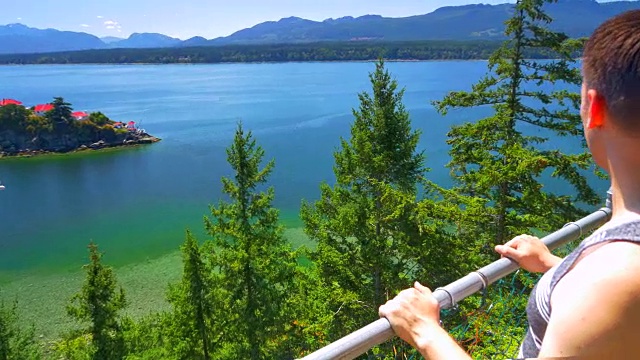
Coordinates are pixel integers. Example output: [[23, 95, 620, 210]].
[[583, 10, 640, 131]]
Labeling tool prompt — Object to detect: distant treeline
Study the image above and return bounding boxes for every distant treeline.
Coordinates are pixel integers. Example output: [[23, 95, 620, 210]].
[[0, 40, 578, 65]]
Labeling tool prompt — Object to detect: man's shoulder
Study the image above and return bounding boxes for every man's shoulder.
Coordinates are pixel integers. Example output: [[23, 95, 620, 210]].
[[545, 240, 640, 357], [559, 240, 640, 296], [583, 240, 640, 269]]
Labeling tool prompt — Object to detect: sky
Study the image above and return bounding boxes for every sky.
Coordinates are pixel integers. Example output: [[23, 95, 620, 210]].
[[0, 0, 613, 40]]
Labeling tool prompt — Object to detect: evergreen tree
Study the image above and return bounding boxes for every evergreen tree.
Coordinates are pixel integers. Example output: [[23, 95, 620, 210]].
[[0, 104, 30, 132], [434, 0, 600, 256], [433, 0, 601, 357], [301, 59, 461, 356], [67, 242, 127, 360], [204, 122, 298, 360], [167, 230, 215, 360], [47, 97, 73, 126], [0, 299, 40, 360]]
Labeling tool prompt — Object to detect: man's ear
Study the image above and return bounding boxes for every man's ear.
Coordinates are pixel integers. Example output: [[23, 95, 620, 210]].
[[587, 89, 607, 129]]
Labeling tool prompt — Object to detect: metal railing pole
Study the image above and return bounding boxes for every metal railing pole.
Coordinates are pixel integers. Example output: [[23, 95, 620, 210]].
[[300, 191, 613, 360]]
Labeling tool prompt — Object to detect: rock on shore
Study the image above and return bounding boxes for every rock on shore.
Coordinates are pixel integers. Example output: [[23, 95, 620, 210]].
[[0, 129, 161, 157]]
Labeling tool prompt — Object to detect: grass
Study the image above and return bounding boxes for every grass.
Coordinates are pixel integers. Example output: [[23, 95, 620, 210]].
[[0, 227, 314, 342]]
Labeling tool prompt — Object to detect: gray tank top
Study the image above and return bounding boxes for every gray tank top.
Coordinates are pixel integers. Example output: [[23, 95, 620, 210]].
[[518, 217, 640, 358]]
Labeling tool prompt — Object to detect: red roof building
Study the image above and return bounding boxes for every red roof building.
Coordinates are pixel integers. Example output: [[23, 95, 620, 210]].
[[72, 111, 89, 119], [34, 104, 54, 113], [0, 99, 23, 106]]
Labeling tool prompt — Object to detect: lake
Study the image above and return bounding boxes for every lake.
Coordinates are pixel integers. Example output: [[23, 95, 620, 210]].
[[0, 61, 610, 279]]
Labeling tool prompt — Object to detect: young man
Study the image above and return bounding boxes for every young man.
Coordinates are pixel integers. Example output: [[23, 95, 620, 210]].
[[379, 10, 640, 360]]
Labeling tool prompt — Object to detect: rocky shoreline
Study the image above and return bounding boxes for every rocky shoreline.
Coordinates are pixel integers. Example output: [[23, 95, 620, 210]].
[[0, 131, 161, 158]]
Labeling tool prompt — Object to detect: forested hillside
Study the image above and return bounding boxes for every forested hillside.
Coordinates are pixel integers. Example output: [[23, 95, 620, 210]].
[[210, 0, 639, 44], [0, 40, 575, 65]]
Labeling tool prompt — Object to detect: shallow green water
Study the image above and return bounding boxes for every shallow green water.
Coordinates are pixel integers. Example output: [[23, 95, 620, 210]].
[[0, 62, 609, 279]]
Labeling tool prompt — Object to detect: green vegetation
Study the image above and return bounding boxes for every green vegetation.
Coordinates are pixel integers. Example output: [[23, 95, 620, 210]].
[[63, 243, 127, 360], [0, 98, 122, 136], [0, 1, 604, 359], [166, 232, 213, 359], [435, 1, 596, 252], [432, 0, 601, 357], [202, 123, 300, 359], [0, 299, 41, 359], [0, 39, 582, 65], [300, 59, 466, 357]]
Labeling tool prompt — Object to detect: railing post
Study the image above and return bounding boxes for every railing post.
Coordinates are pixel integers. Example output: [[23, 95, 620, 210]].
[[299, 190, 613, 360]]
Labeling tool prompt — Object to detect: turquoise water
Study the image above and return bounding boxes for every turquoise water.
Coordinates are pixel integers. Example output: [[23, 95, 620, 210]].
[[0, 62, 609, 277]]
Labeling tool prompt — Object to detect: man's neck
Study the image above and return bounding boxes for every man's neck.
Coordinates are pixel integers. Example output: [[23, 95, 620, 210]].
[[607, 139, 640, 218]]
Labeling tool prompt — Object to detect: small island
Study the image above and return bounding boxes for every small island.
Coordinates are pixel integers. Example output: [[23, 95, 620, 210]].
[[0, 97, 160, 157]]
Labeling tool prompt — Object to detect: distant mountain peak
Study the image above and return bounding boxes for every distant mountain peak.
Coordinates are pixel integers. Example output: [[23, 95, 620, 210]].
[[126, 33, 180, 40], [322, 15, 384, 23], [108, 32, 181, 49], [323, 16, 355, 23], [433, 3, 504, 13], [278, 16, 306, 23], [357, 14, 383, 20], [180, 36, 209, 47], [0, 23, 106, 54]]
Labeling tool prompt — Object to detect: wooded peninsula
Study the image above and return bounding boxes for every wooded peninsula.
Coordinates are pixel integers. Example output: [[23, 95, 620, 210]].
[[0, 40, 581, 65], [0, 97, 159, 157]]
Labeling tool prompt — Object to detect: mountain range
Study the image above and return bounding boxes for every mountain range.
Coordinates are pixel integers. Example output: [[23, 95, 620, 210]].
[[1, 0, 639, 55]]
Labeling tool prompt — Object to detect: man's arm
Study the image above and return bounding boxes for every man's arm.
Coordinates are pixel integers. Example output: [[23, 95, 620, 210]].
[[379, 282, 472, 360], [379, 233, 562, 359], [495, 234, 562, 273], [539, 241, 640, 359], [413, 325, 472, 360]]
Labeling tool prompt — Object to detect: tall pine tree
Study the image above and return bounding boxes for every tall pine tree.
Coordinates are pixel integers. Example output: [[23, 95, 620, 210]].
[[48, 97, 73, 125], [204, 122, 298, 360], [433, 0, 602, 357], [167, 230, 215, 360], [67, 242, 127, 360], [435, 0, 600, 256], [301, 60, 462, 356]]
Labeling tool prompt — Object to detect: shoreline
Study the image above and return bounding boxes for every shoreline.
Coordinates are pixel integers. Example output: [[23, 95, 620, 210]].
[[0, 226, 313, 341], [0, 135, 161, 159], [0, 58, 522, 67], [0, 57, 572, 67]]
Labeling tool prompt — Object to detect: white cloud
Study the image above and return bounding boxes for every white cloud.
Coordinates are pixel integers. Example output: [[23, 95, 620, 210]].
[[80, 24, 90, 28], [97, 15, 103, 19], [17, 17, 22, 20], [104, 20, 122, 31]]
